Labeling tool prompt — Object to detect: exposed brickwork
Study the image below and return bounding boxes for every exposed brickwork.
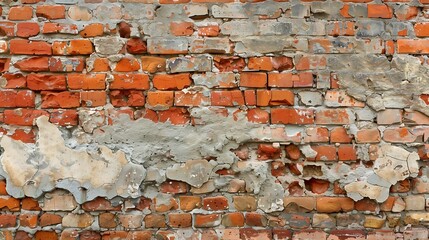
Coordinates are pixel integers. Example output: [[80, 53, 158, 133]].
[[0, 0, 429, 239]]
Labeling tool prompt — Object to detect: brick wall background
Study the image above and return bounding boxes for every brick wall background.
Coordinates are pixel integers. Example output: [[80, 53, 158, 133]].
[[0, 0, 429, 239]]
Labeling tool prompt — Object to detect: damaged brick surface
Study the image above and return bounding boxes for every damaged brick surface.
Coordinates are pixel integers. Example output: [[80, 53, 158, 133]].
[[0, 0, 429, 239]]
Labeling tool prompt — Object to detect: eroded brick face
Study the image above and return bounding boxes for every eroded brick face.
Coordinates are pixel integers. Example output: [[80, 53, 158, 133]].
[[0, 1, 429, 239]]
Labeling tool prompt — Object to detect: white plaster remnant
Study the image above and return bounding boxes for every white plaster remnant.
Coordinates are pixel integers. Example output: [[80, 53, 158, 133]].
[[344, 144, 419, 202], [0, 116, 146, 203], [166, 160, 215, 188]]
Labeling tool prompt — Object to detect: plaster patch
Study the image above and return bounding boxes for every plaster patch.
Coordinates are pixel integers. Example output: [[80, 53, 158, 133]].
[[0, 116, 146, 203]]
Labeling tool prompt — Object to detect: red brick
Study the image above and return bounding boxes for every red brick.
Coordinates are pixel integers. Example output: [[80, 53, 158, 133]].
[[328, 21, 355, 36], [356, 128, 381, 143], [110, 90, 145, 107], [0, 215, 16, 228], [168, 213, 192, 228], [174, 91, 209, 107], [0, 196, 20, 211], [316, 197, 354, 213], [338, 144, 357, 161], [304, 127, 329, 143], [34, 231, 58, 240], [36, 5, 65, 19], [0, 22, 15, 37], [211, 90, 245, 106], [99, 213, 117, 228], [14, 57, 49, 72], [383, 127, 417, 143], [194, 214, 221, 228], [214, 56, 246, 72], [0, 90, 35, 108], [41, 91, 80, 108], [368, 4, 393, 18], [141, 56, 166, 73], [244, 90, 256, 105], [43, 23, 78, 35], [247, 108, 269, 123], [21, 197, 40, 210], [305, 178, 330, 194], [67, 73, 105, 90], [27, 74, 66, 91], [10, 39, 52, 55], [114, 57, 141, 72], [240, 229, 272, 240], [310, 145, 338, 161], [222, 212, 245, 227], [153, 74, 192, 90], [398, 39, 429, 54], [80, 23, 104, 38], [126, 38, 147, 54], [245, 212, 267, 227], [144, 214, 166, 228], [170, 21, 194, 36], [50, 110, 78, 126], [158, 108, 190, 125], [4, 109, 49, 126], [80, 91, 106, 107], [271, 108, 315, 124], [8, 6, 33, 21], [295, 55, 327, 70], [110, 74, 150, 90], [256, 90, 294, 106], [202, 196, 228, 211], [198, 25, 220, 37], [179, 196, 201, 211], [160, 181, 188, 194], [91, 58, 110, 72], [315, 109, 353, 125], [248, 56, 294, 71], [147, 91, 174, 109], [16, 22, 40, 38], [239, 72, 267, 88], [52, 40, 93, 55], [19, 214, 37, 228], [258, 144, 281, 160], [82, 197, 121, 211]]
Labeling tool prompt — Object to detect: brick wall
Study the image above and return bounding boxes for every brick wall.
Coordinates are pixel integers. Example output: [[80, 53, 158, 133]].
[[0, 0, 429, 239]]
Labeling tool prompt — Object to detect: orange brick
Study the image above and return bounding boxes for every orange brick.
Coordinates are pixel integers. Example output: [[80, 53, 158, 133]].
[[198, 25, 220, 37], [36, 5, 65, 19], [147, 91, 174, 109], [52, 40, 93, 55], [41, 91, 80, 108], [110, 74, 150, 90], [16, 22, 39, 38], [80, 91, 106, 107], [356, 128, 380, 143], [239, 72, 267, 88], [67, 73, 105, 90], [174, 91, 209, 106], [114, 57, 141, 72], [10, 39, 52, 55], [398, 39, 429, 54], [8, 6, 33, 21], [80, 23, 104, 38], [310, 145, 338, 161], [338, 144, 357, 161], [153, 74, 192, 90], [211, 90, 244, 106], [368, 4, 393, 18], [170, 21, 194, 36]]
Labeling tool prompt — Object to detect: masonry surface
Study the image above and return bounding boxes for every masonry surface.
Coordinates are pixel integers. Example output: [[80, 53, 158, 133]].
[[0, 0, 428, 239]]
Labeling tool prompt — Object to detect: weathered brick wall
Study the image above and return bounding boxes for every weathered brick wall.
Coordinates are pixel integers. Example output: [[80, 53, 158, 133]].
[[0, 0, 429, 239]]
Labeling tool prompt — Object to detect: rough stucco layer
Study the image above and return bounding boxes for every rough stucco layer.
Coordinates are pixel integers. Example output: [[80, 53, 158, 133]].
[[1, 1, 429, 240]]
